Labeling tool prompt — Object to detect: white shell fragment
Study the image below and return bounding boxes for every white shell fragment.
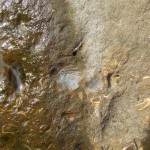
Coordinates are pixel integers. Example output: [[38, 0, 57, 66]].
[[58, 66, 82, 91]]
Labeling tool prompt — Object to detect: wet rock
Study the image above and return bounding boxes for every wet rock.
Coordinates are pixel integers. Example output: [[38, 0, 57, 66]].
[[0, 0, 150, 150]]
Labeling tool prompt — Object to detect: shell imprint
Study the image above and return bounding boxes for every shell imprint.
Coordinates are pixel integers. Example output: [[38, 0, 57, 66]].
[[58, 66, 82, 91]]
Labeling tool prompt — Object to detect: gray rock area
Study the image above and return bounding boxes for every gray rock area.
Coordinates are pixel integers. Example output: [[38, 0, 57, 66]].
[[0, 0, 150, 149]]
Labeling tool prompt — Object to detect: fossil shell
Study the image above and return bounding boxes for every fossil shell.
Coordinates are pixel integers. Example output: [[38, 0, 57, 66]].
[[57, 66, 82, 91]]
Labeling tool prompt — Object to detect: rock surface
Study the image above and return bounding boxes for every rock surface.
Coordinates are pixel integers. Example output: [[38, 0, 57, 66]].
[[0, 0, 150, 150]]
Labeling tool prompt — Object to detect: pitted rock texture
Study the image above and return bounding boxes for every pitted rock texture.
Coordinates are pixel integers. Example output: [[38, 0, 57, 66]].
[[0, 0, 150, 150]]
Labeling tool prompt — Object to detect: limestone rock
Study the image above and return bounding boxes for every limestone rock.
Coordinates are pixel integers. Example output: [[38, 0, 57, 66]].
[[0, 0, 150, 150]]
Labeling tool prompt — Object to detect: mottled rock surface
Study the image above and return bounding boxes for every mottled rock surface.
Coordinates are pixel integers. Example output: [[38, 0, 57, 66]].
[[0, 0, 150, 150]]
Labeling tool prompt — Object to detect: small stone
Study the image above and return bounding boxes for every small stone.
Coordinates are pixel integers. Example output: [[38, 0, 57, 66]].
[[22, 121, 29, 127], [78, 92, 83, 100]]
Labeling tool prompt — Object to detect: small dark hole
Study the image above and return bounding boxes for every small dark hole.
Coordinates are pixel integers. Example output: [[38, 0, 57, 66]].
[[49, 68, 57, 75], [107, 73, 112, 88], [60, 24, 66, 31], [8, 68, 17, 90], [3, 136, 9, 142], [1, 135, 10, 142], [72, 51, 77, 56]]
